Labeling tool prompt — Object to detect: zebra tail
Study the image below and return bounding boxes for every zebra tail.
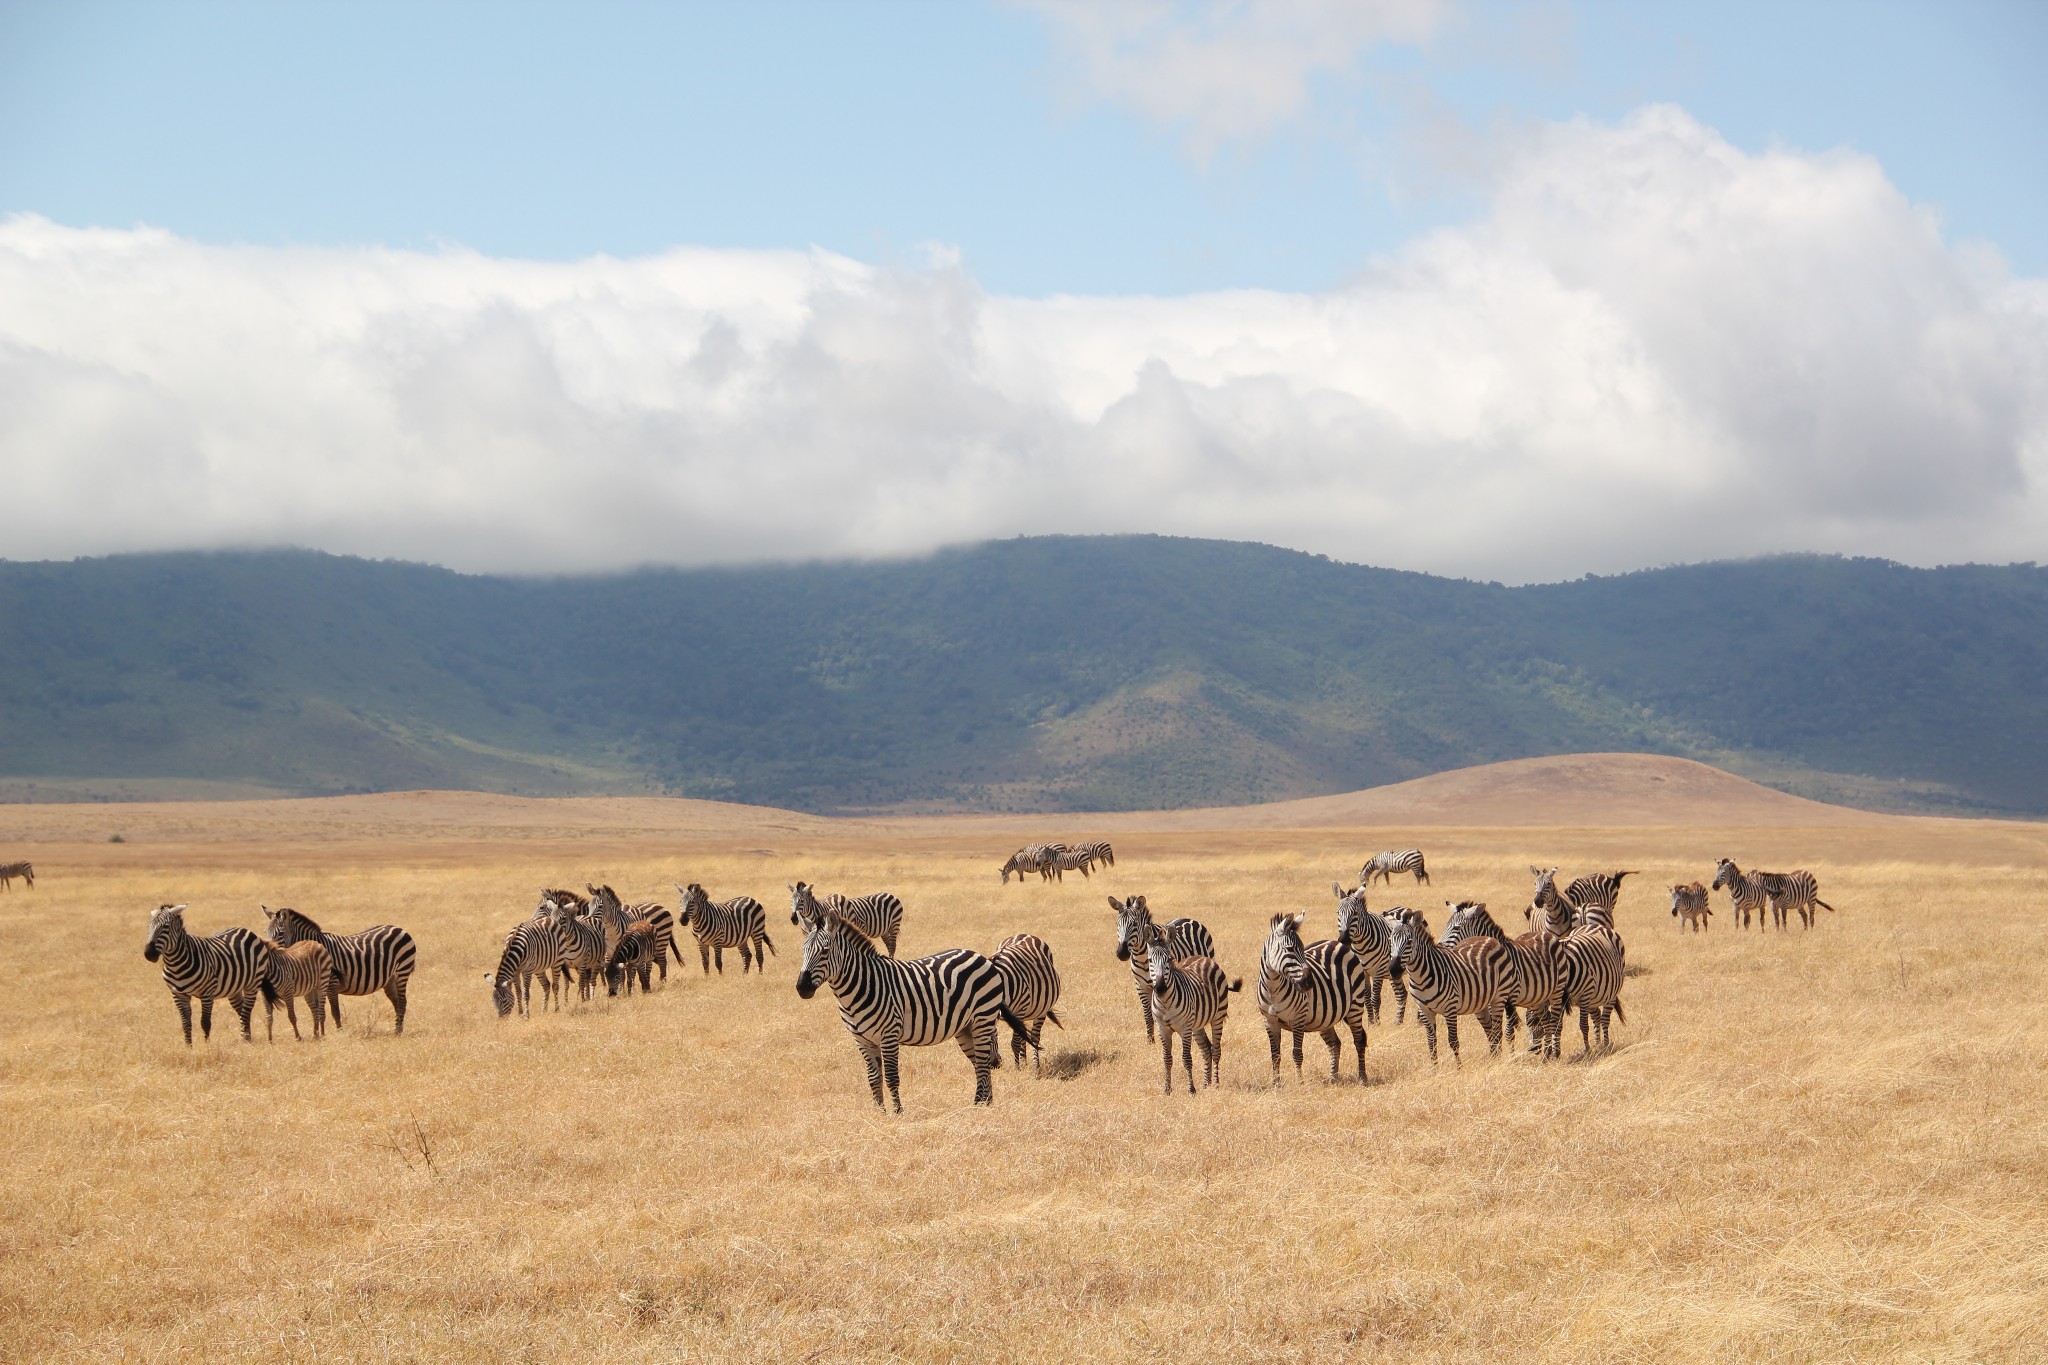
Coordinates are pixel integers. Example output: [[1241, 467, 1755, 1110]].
[[258, 976, 280, 1009], [1044, 1009, 1065, 1031], [998, 1003, 1032, 1039], [1225, 978, 1243, 993], [1612, 997, 1628, 1025], [1816, 898, 1836, 913], [760, 932, 778, 957]]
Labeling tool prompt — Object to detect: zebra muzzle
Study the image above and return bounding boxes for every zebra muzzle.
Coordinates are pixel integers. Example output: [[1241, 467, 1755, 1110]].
[[795, 973, 819, 999]]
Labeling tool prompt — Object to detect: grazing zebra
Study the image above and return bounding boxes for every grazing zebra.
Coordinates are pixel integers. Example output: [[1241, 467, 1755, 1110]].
[[1256, 911, 1368, 1086], [675, 884, 776, 974], [488, 918, 572, 1017], [604, 919, 661, 996], [1070, 840, 1115, 869], [1669, 882, 1712, 932], [1143, 922, 1241, 1095], [143, 904, 266, 1045], [1384, 906, 1513, 1065], [1711, 859, 1771, 933], [1332, 882, 1403, 1026], [1109, 894, 1215, 1043], [261, 906, 417, 1035], [991, 932, 1064, 1073], [1442, 901, 1564, 1059], [1361, 849, 1430, 887], [795, 907, 1024, 1110], [0, 860, 34, 891], [588, 885, 679, 979], [788, 881, 904, 957], [999, 845, 1063, 884], [546, 902, 610, 1001], [1758, 869, 1834, 930], [1555, 922, 1628, 1058], [258, 938, 334, 1041]]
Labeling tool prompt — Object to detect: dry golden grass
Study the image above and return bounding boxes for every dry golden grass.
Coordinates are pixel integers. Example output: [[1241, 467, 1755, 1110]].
[[2, 790, 2046, 1362]]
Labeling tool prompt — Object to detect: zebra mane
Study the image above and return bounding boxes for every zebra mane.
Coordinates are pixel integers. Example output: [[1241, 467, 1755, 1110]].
[[264, 905, 322, 935]]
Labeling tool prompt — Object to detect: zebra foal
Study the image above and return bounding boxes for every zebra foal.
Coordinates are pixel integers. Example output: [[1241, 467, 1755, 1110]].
[[1144, 923, 1241, 1095], [1669, 882, 1712, 932], [795, 907, 1024, 1110], [991, 932, 1064, 1073], [1257, 911, 1368, 1086], [1109, 894, 1215, 1043], [259, 938, 334, 1041], [143, 904, 266, 1045]]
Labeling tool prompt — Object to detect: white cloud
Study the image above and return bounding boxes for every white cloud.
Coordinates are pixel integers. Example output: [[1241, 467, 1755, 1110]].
[[1, 106, 2043, 582], [1022, 0, 1449, 160]]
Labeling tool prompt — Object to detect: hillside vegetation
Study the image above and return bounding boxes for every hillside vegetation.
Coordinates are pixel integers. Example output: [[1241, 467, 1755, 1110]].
[[2, 537, 2044, 814]]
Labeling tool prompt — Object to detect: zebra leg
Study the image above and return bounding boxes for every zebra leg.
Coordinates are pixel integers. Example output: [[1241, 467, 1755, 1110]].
[[200, 996, 215, 1041], [388, 976, 407, 1034], [740, 942, 754, 974], [1162, 1029, 1176, 1095], [1266, 1022, 1284, 1087], [1444, 1013, 1462, 1066], [1577, 1006, 1593, 1058], [1291, 1029, 1305, 1080], [714, 945, 725, 974], [312, 987, 327, 1040], [264, 994, 277, 1043], [233, 993, 254, 1042], [1393, 976, 1409, 1027], [330, 987, 344, 1029], [1480, 1008, 1503, 1056], [1365, 973, 1382, 1026], [1348, 1020, 1369, 1083], [174, 994, 194, 1046], [1419, 1011, 1438, 1063], [881, 1035, 904, 1113], [1504, 1001, 1521, 1047], [1135, 978, 1155, 1043], [698, 942, 711, 975], [1320, 1028, 1341, 1083], [1181, 1033, 1198, 1094], [284, 994, 302, 1041], [1209, 1021, 1225, 1088], [967, 1022, 997, 1106], [856, 1037, 885, 1107]]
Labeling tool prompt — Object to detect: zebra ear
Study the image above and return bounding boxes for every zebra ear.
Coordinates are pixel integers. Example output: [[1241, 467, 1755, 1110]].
[[1107, 897, 1122, 912], [1291, 911, 1306, 927], [168, 903, 188, 914]]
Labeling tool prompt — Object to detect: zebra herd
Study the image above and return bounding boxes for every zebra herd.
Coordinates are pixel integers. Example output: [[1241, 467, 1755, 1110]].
[[1661, 858, 1836, 933], [141, 902, 416, 1045], [1000, 841, 1114, 884]]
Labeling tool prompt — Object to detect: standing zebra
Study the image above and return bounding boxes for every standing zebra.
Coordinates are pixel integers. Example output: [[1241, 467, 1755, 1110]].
[[1711, 859, 1771, 933], [1256, 911, 1369, 1086], [1361, 849, 1429, 887], [795, 907, 1024, 1110], [588, 885, 679, 978], [1530, 866, 1636, 919], [1384, 905, 1514, 1065], [1109, 895, 1215, 1043], [258, 938, 334, 1041], [991, 932, 1064, 1074], [676, 884, 776, 974], [488, 918, 572, 1017], [1669, 882, 1712, 932], [788, 881, 904, 957], [143, 904, 266, 1045], [261, 906, 417, 1035], [547, 901, 610, 1001], [1441, 901, 1564, 1060], [1331, 882, 1403, 1026], [0, 860, 33, 891], [1758, 869, 1834, 930], [1555, 920, 1628, 1057], [1070, 840, 1115, 869], [1143, 922, 1241, 1095], [1051, 846, 1096, 880]]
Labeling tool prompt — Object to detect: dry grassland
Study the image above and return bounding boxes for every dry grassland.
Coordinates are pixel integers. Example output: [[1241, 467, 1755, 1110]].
[[1, 800, 2045, 1362]]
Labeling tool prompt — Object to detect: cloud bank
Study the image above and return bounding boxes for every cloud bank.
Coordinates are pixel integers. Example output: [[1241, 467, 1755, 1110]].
[[3, 106, 2043, 582]]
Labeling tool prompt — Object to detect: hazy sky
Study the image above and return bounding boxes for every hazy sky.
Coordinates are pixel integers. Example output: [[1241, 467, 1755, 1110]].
[[3, 0, 2044, 581]]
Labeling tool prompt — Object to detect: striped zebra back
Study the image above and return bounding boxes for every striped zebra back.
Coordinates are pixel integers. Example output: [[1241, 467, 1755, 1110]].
[[825, 891, 905, 957], [992, 932, 1061, 1026]]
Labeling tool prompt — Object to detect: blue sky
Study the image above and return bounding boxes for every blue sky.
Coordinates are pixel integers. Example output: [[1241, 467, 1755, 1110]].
[[1, 2, 2044, 581], [3, 0, 2041, 295]]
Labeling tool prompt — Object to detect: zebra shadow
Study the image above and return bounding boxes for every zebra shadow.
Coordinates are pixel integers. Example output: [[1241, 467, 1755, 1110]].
[[1041, 1047, 1115, 1081]]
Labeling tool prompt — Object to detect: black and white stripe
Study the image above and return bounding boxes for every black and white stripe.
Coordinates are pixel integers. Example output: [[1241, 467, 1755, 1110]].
[[1143, 922, 1240, 1094], [262, 905, 417, 1035], [999, 844, 1064, 884], [1361, 849, 1430, 887], [794, 908, 1023, 1110], [143, 903, 266, 1045], [604, 918, 662, 996], [1757, 869, 1834, 930], [1051, 846, 1097, 879], [1711, 859, 1771, 933], [676, 883, 776, 974], [488, 918, 572, 1018], [788, 881, 904, 957], [1384, 905, 1514, 1065], [258, 938, 333, 1041], [991, 932, 1063, 1073], [1555, 922, 1627, 1057], [1442, 901, 1564, 1059], [1070, 840, 1115, 869], [1256, 911, 1368, 1085], [546, 902, 610, 1001], [0, 860, 34, 891], [1109, 894, 1215, 1043], [1331, 882, 1403, 1026]]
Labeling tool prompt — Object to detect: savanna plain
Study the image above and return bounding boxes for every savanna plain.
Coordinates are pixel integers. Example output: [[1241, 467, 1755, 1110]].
[[1, 779, 2045, 1364]]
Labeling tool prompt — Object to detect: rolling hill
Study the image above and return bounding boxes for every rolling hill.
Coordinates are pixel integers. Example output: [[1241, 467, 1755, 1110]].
[[2, 537, 2044, 816]]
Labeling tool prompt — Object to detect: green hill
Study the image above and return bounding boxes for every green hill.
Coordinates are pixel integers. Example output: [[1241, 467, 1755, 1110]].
[[3, 537, 2043, 815]]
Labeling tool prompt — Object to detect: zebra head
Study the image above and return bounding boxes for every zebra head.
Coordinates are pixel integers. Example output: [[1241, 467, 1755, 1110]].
[[794, 909, 857, 999], [1384, 907, 1428, 978], [143, 903, 189, 961], [1259, 912, 1310, 984], [1110, 895, 1151, 962], [673, 883, 708, 926], [1332, 882, 1370, 947], [788, 881, 826, 934], [1529, 866, 1563, 907], [1442, 900, 1476, 947], [1711, 858, 1739, 891], [259, 904, 314, 947], [1141, 923, 1175, 991], [487, 971, 515, 1018]]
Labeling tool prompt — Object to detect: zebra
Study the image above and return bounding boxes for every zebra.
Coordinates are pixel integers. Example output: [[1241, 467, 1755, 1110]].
[[675, 884, 776, 974], [604, 919, 661, 996], [542, 887, 590, 914], [1531, 866, 1636, 918], [999, 845, 1062, 885], [588, 885, 679, 979], [1332, 882, 1403, 1026], [1109, 894, 1215, 1043], [488, 918, 572, 1018], [1256, 911, 1369, 1086], [261, 906, 417, 1035], [1070, 840, 1115, 869], [788, 881, 904, 957], [1051, 846, 1097, 880], [1384, 905, 1514, 1065], [991, 932, 1064, 1074], [1143, 922, 1241, 1095], [258, 938, 333, 1042], [0, 860, 34, 891], [143, 904, 266, 1045], [1555, 921, 1628, 1058], [1442, 901, 1564, 1059], [1711, 859, 1771, 933], [1361, 849, 1430, 887], [546, 901, 610, 1001], [1758, 869, 1834, 930], [794, 906, 1025, 1110], [1669, 882, 1712, 932]]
